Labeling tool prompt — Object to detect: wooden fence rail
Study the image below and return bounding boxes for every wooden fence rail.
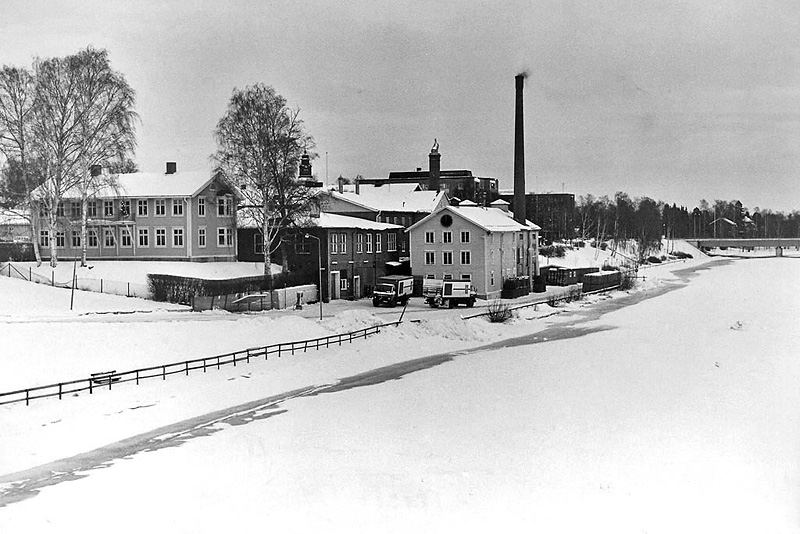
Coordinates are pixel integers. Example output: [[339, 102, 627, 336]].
[[0, 322, 398, 407]]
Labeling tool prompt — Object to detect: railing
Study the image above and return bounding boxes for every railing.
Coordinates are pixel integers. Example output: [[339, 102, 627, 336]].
[[0, 321, 400, 407], [0, 261, 149, 298]]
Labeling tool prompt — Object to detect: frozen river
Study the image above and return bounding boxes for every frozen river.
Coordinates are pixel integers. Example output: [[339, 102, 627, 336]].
[[2, 257, 799, 533]]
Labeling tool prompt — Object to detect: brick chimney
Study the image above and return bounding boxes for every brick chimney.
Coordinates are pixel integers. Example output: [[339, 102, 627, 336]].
[[166, 161, 177, 175], [428, 139, 441, 191], [513, 74, 526, 225]]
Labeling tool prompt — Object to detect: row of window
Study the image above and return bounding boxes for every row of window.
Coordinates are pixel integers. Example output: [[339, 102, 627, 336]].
[[330, 232, 398, 254], [424, 273, 473, 281], [424, 250, 471, 265], [39, 227, 234, 249], [40, 197, 234, 219], [424, 230, 470, 244]]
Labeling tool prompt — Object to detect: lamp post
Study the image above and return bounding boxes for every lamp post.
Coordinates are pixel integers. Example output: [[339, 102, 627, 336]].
[[305, 233, 323, 321]]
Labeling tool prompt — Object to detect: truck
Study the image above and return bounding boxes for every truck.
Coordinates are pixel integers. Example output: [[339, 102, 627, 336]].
[[372, 275, 414, 307], [422, 279, 477, 308]]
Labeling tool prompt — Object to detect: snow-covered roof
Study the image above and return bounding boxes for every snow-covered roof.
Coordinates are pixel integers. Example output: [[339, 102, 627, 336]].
[[313, 212, 403, 231], [41, 171, 235, 200], [327, 185, 445, 213], [408, 205, 541, 233], [0, 209, 29, 225]]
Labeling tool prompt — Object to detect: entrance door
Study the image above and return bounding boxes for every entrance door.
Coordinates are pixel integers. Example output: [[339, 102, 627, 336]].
[[330, 271, 340, 300], [353, 275, 361, 299]]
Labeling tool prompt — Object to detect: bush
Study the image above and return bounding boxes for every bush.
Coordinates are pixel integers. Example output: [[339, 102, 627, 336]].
[[618, 272, 636, 290], [646, 256, 662, 264], [601, 263, 619, 271], [540, 245, 566, 258], [672, 251, 693, 259], [487, 300, 513, 323]]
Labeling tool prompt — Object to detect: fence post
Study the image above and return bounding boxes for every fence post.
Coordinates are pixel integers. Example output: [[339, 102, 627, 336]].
[[233, 352, 237, 367], [101, 279, 103, 293], [185, 361, 189, 376], [127, 282, 130, 297], [25, 389, 29, 406], [162, 366, 166, 380], [136, 370, 139, 385], [203, 359, 207, 373], [278, 345, 282, 358], [217, 356, 220, 370], [51, 271, 54, 286], [58, 383, 62, 400], [89, 378, 93, 394], [246, 349, 251, 364]]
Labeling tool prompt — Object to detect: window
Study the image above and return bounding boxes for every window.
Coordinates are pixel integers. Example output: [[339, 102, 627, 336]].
[[104, 228, 115, 248], [490, 271, 495, 286], [88, 229, 99, 248], [387, 233, 397, 252], [460, 250, 471, 265], [460, 230, 470, 243], [138, 228, 149, 247], [425, 251, 435, 265], [366, 233, 373, 253], [39, 230, 50, 247], [295, 238, 311, 254], [119, 200, 131, 218], [71, 231, 81, 248], [103, 200, 114, 217], [442, 251, 453, 265], [173, 227, 184, 247], [55, 231, 65, 248], [217, 196, 233, 216], [461, 274, 472, 281], [155, 228, 166, 247], [198, 197, 205, 217], [254, 233, 264, 255], [443, 273, 453, 280], [217, 227, 233, 247], [38, 204, 48, 218], [340, 276, 348, 291], [56, 202, 65, 217], [340, 233, 347, 254], [442, 231, 452, 244], [87, 201, 97, 217], [121, 228, 132, 248], [70, 202, 81, 219], [137, 199, 148, 217], [172, 199, 184, 216], [356, 233, 363, 253], [425, 231, 435, 244], [330, 233, 339, 254], [425, 273, 435, 279], [198, 227, 206, 248], [155, 199, 166, 216], [375, 234, 381, 253]]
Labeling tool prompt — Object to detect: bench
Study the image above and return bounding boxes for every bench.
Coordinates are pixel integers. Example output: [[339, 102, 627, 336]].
[[91, 370, 120, 386]]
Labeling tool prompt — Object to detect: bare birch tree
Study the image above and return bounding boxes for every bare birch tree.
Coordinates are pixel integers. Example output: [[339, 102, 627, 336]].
[[30, 47, 137, 267], [214, 84, 316, 281]]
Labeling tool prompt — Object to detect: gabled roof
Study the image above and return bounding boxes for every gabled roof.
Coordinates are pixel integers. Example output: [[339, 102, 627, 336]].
[[305, 212, 403, 231], [407, 205, 541, 233], [39, 170, 238, 200], [325, 185, 446, 214]]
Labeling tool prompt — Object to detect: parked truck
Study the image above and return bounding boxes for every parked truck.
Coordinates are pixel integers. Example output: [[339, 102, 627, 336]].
[[372, 275, 414, 307], [422, 279, 477, 308]]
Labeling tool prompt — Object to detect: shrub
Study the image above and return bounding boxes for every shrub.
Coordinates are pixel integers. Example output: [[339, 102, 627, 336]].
[[646, 256, 662, 264], [601, 263, 619, 271], [487, 299, 513, 323], [539, 245, 566, 258], [618, 272, 636, 290], [672, 251, 693, 259]]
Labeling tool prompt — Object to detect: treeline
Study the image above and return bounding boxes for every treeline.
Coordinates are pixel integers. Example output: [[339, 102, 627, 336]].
[[575, 193, 800, 250]]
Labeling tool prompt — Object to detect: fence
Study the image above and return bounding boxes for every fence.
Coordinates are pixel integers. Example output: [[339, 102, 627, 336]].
[[190, 285, 318, 312], [0, 262, 150, 298], [0, 321, 400, 407]]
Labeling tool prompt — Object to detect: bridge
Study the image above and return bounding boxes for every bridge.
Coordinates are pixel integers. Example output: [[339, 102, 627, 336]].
[[693, 238, 800, 256]]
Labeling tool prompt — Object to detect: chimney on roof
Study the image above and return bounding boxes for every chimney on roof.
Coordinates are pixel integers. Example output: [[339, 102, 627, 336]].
[[166, 161, 177, 175], [428, 139, 440, 191], [299, 152, 312, 179], [337, 175, 345, 193], [513, 74, 526, 225], [355, 176, 360, 195], [90, 164, 102, 177]]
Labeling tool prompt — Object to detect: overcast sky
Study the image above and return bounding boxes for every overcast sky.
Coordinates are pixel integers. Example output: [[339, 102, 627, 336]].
[[2, 1, 798, 212]]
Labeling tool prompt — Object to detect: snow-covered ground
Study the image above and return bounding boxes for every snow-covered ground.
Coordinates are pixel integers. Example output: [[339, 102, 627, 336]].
[[1, 245, 798, 533]]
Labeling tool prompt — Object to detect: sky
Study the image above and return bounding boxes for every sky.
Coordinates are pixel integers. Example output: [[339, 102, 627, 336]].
[[1, 0, 798, 212]]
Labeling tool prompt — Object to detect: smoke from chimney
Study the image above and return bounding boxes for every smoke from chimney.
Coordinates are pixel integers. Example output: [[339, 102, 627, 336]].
[[513, 74, 526, 225]]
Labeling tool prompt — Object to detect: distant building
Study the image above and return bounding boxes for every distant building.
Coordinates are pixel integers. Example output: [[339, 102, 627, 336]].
[[407, 205, 540, 299], [32, 163, 240, 262], [356, 141, 499, 205], [498, 191, 575, 242]]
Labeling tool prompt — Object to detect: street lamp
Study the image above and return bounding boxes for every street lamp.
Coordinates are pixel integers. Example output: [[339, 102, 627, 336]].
[[305, 233, 323, 321]]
